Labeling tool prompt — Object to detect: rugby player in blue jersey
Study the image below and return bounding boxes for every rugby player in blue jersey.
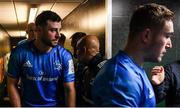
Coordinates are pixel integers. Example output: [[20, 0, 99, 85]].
[[7, 11, 75, 107], [92, 3, 174, 107]]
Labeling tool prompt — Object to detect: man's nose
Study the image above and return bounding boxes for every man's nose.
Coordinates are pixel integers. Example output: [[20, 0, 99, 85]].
[[166, 39, 172, 49]]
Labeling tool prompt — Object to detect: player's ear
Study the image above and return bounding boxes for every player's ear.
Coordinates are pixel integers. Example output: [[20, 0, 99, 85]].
[[141, 28, 152, 44]]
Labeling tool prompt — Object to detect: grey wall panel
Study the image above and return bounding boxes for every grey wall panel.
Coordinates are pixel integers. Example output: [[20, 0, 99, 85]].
[[112, 17, 129, 55], [112, 0, 180, 64]]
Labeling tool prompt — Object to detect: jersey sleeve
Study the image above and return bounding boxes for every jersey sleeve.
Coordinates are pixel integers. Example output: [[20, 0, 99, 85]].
[[61, 50, 75, 83]]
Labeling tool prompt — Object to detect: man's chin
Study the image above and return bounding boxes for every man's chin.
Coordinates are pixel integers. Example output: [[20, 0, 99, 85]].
[[46, 43, 57, 48], [51, 42, 58, 47], [153, 57, 162, 63], [146, 57, 162, 63], [52, 44, 58, 47]]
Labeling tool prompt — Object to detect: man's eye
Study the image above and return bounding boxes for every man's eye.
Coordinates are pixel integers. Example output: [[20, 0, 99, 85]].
[[166, 35, 171, 38], [164, 32, 174, 38], [50, 29, 56, 32]]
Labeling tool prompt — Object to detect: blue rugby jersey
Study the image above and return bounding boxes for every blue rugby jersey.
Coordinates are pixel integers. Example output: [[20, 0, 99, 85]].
[[7, 41, 75, 106], [92, 50, 156, 107]]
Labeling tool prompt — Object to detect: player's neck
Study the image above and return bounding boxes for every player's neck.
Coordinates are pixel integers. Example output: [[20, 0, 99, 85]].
[[124, 44, 144, 67], [34, 39, 52, 53]]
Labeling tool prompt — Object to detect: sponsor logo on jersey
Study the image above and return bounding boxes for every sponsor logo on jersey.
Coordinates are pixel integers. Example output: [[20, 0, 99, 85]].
[[54, 61, 62, 71], [68, 59, 75, 74]]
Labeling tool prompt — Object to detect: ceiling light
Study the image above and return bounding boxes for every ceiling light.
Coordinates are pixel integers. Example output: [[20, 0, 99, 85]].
[[28, 7, 37, 23]]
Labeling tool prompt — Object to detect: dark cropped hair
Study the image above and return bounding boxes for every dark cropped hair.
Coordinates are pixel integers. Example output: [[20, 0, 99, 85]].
[[59, 33, 66, 42], [70, 32, 86, 47], [129, 3, 174, 40], [35, 10, 61, 27]]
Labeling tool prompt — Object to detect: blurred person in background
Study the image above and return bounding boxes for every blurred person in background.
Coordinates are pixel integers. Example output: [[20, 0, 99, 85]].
[[58, 33, 66, 47], [70, 32, 86, 58], [151, 60, 180, 106], [70, 32, 86, 106], [76, 35, 107, 106], [18, 23, 36, 45]]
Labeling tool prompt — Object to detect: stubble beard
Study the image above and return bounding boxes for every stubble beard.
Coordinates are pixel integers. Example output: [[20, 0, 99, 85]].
[[41, 37, 57, 47]]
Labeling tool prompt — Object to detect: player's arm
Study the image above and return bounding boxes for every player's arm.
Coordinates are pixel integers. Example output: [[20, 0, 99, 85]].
[[64, 82, 76, 107], [7, 76, 21, 107]]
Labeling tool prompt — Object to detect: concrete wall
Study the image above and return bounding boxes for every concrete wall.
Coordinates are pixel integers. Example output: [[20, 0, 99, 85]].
[[112, 0, 180, 67]]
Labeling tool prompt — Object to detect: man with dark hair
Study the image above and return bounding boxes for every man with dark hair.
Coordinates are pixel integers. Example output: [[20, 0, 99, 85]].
[[70, 32, 86, 58], [58, 33, 66, 47], [7, 11, 75, 107], [92, 3, 174, 107], [69, 32, 86, 106]]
